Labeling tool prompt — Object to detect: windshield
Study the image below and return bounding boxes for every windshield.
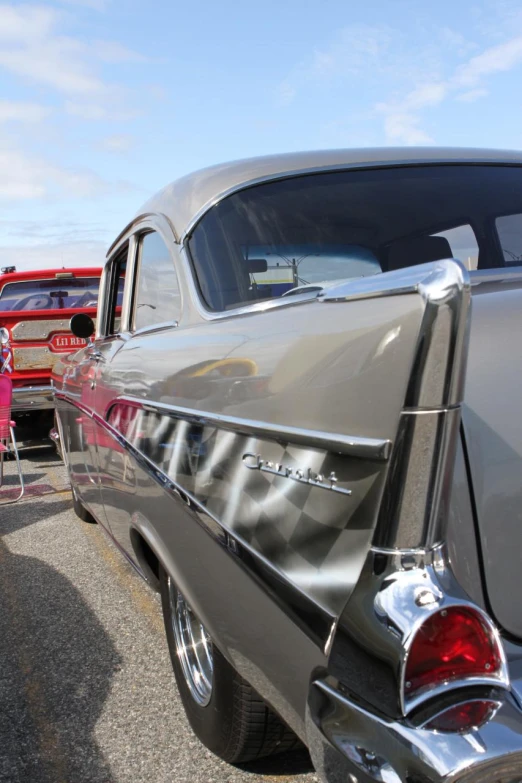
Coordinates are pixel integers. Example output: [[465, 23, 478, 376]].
[[0, 277, 119, 313], [188, 164, 522, 311]]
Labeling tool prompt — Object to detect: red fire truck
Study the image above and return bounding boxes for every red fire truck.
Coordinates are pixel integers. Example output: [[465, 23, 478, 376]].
[[0, 266, 103, 430]]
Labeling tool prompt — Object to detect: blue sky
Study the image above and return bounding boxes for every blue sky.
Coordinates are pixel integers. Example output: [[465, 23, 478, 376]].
[[1, 0, 522, 270]]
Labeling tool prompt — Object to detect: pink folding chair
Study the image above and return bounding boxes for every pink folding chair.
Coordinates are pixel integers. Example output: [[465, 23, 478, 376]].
[[0, 374, 24, 503]]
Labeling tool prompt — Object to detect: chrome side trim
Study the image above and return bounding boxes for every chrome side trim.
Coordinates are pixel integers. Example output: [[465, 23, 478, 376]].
[[113, 395, 392, 461], [56, 390, 336, 648], [12, 384, 54, 411]]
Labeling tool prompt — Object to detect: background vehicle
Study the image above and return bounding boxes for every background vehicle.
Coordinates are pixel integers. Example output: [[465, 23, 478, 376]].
[[55, 148, 522, 783], [0, 267, 104, 432]]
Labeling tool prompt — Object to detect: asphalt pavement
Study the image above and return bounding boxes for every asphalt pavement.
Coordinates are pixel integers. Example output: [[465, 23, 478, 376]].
[[0, 442, 318, 783]]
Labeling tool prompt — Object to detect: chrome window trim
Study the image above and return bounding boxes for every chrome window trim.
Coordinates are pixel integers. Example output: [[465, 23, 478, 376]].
[[179, 159, 522, 245], [179, 161, 522, 322], [112, 395, 392, 460], [129, 218, 183, 333], [97, 237, 134, 339], [107, 212, 180, 258]]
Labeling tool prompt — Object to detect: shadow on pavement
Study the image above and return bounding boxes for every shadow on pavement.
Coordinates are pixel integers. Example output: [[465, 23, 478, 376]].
[[0, 534, 123, 783], [0, 497, 74, 536], [241, 748, 315, 776]]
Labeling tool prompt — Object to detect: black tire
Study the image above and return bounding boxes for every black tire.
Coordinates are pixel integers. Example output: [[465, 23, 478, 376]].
[[159, 566, 301, 764], [72, 487, 96, 524]]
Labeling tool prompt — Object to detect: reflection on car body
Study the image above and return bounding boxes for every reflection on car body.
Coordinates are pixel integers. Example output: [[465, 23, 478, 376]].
[[54, 148, 522, 783]]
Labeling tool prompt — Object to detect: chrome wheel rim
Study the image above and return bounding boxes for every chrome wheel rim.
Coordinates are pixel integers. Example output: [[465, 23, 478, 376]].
[[168, 577, 213, 706]]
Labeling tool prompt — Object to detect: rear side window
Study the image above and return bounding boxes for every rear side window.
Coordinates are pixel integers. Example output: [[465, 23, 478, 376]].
[[133, 232, 181, 331], [0, 277, 101, 312], [433, 225, 479, 271], [188, 165, 522, 311], [497, 214, 522, 264]]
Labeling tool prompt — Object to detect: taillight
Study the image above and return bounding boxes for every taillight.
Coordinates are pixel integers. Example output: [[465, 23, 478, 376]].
[[404, 606, 504, 705], [424, 698, 500, 733]]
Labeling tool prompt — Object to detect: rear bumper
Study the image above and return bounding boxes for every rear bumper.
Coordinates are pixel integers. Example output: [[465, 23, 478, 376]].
[[12, 385, 54, 413], [306, 678, 522, 783]]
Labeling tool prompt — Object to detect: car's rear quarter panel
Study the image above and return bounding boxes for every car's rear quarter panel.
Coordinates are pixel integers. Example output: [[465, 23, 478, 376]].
[[85, 292, 426, 729]]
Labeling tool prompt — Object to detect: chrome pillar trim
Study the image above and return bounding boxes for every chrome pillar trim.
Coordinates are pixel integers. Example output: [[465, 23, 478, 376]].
[[328, 548, 509, 718], [306, 678, 522, 783], [374, 407, 461, 550], [112, 395, 392, 461], [358, 260, 471, 551], [406, 259, 471, 410]]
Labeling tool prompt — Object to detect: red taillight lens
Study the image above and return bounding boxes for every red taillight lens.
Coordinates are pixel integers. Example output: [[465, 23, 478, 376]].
[[425, 699, 499, 733], [405, 607, 502, 698]]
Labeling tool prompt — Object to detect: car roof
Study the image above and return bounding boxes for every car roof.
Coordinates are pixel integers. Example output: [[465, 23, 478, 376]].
[[128, 147, 522, 249]]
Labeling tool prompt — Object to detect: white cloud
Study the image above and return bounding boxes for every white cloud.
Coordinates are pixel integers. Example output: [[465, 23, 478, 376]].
[[0, 240, 107, 271], [439, 27, 478, 57], [64, 100, 137, 121], [276, 24, 392, 104], [383, 113, 434, 145], [0, 101, 50, 122], [91, 40, 147, 64], [0, 4, 145, 98], [377, 32, 522, 144], [455, 88, 489, 102], [98, 133, 135, 153], [453, 35, 522, 87], [55, 0, 108, 9], [0, 139, 133, 201], [276, 80, 296, 107]]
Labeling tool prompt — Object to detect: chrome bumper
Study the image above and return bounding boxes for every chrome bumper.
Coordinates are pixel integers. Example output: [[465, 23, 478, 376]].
[[306, 679, 522, 783], [11, 385, 54, 412]]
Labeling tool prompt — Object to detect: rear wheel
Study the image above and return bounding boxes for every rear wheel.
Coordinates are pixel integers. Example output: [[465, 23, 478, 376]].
[[159, 566, 301, 763], [72, 486, 96, 524]]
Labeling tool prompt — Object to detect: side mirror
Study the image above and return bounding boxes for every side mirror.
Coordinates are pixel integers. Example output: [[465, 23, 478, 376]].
[[70, 313, 95, 340]]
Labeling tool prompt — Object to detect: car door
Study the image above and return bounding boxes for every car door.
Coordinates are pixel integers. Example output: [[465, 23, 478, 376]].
[[94, 228, 182, 558]]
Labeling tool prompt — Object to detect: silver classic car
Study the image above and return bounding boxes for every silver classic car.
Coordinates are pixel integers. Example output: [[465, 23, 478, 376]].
[[54, 148, 522, 783]]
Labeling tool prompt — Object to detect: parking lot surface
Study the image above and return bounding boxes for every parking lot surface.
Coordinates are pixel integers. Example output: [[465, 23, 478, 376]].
[[0, 444, 318, 783]]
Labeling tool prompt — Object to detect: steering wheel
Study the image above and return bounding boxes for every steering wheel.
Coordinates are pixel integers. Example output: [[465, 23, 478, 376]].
[[15, 294, 54, 311]]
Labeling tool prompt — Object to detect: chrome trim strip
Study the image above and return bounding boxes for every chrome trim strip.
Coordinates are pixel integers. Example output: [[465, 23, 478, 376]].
[[56, 390, 336, 647], [374, 407, 462, 550], [366, 260, 471, 550], [12, 384, 54, 411], [470, 266, 522, 284], [113, 395, 392, 461]]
